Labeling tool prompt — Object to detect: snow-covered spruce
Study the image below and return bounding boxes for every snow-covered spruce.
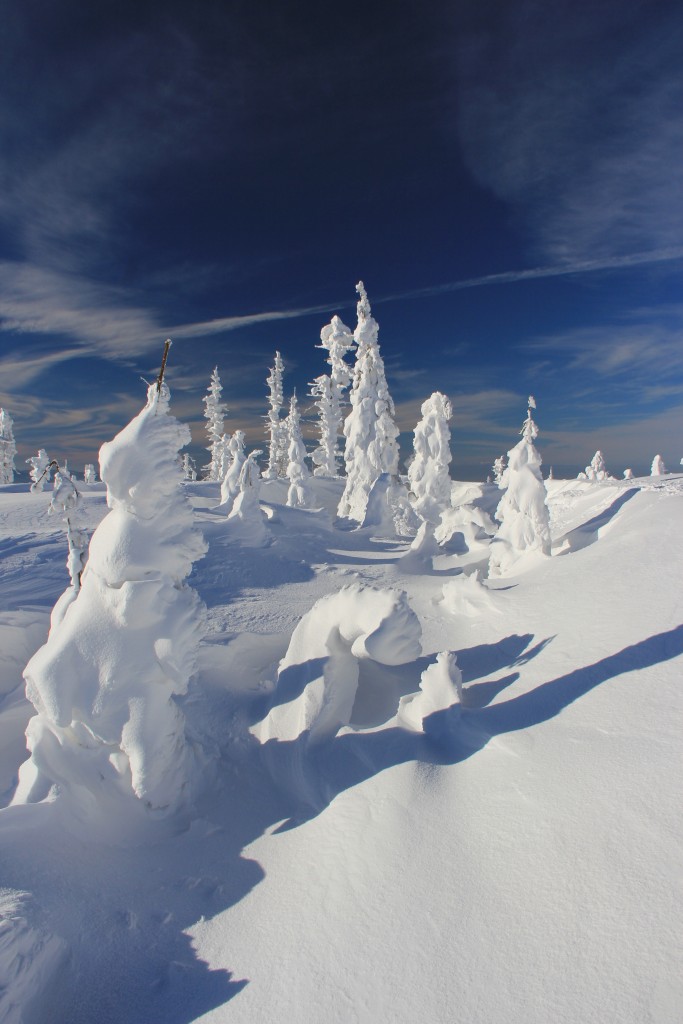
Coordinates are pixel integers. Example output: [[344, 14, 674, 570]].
[[312, 315, 355, 476], [286, 393, 313, 508], [264, 351, 288, 480], [407, 391, 453, 525], [13, 383, 207, 816], [83, 463, 97, 485], [27, 450, 52, 491], [492, 454, 506, 486], [583, 449, 610, 482], [203, 366, 229, 482], [0, 408, 17, 485], [181, 454, 197, 481], [219, 429, 246, 511], [225, 449, 270, 546], [651, 454, 667, 476], [338, 282, 400, 522], [488, 396, 551, 577], [45, 465, 89, 630]]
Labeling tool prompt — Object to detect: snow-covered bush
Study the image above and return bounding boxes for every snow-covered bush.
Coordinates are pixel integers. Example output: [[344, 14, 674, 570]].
[[584, 450, 610, 482], [264, 351, 288, 479], [651, 454, 667, 476], [407, 392, 453, 524], [338, 282, 400, 522], [203, 367, 229, 481], [0, 408, 17, 484], [489, 397, 551, 577], [27, 449, 52, 491], [286, 393, 313, 508], [14, 382, 207, 817], [219, 429, 246, 510]]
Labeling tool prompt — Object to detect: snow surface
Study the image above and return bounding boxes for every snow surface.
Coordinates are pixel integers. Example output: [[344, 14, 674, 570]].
[[0, 471, 682, 1023]]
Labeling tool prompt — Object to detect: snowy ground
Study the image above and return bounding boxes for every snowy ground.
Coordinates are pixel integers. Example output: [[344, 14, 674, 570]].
[[0, 473, 681, 1023]]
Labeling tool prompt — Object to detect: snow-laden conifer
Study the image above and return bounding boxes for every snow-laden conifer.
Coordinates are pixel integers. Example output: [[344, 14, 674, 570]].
[[489, 396, 551, 577], [492, 455, 506, 486], [264, 351, 288, 479], [651, 454, 667, 476], [0, 408, 17, 485], [27, 449, 52, 491], [286, 393, 313, 508], [203, 366, 229, 481], [313, 315, 355, 475], [407, 392, 453, 524], [219, 429, 246, 510], [338, 282, 400, 522], [83, 463, 97, 485], [14, 376, 207, 816]]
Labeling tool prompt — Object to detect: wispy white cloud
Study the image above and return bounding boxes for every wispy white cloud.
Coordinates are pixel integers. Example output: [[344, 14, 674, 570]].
[[167, 301, 344, 340]]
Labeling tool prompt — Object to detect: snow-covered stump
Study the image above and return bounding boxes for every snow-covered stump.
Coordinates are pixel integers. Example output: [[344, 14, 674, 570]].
[[13, 382, 207, 820], [407, 391, 453, 525], [488, 397, 551, 577], [253, 584, 421, 799]]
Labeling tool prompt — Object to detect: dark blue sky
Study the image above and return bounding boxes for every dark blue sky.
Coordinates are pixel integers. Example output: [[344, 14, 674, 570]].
[[1, 0, 682, 478]]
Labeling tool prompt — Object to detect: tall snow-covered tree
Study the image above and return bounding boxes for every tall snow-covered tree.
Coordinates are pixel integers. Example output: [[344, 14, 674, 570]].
[[407, 392, 453, 524], [14, 379, 207, 816], [489, 396, 551, 577], [585, 450, 609, 482], [338, 282, 400, 522], [84, 463, 97, 485], [286, 392, 313, 508], [492, 455, 506, 486], [264, 351, 288, 479], [219, 429, 246, 510], [314, 315, 355, 475], [651, 454, 667, 476], [0, 408, 17, 485], [27, 449, 52, 491], [203, 367, 229, 481]]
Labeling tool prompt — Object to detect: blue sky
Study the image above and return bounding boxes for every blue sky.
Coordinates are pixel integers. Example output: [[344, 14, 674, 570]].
[[1, 0, 682, 478]]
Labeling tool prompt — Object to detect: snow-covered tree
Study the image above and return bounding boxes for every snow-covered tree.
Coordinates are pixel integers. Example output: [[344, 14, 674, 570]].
[[492, 455, 506, 486], [313, 315, 355, 476], [0, 408, 17, 484], [219, 429, 246, 510], [83, 463, 97, 485], [264, 351, 288, 479], [47, 463, 89, 614], [27, 449, 52, 491], [286, 393, 313, 508], [651, 454, 667, 476], [623, 467, 634, 480], [203, 367, 229, 481], [407, 392, 453, 524], [489, 396, 551, 577], [338, 282, 400, 522], [14, 379, 207, 816], [585, 450, 610, 482]]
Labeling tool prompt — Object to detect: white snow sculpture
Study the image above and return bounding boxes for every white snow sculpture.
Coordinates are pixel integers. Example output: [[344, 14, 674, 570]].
[[338, 282, 400, 522], [360, 473, 418, 537], [488, 396, 551, 577], [314, 314, 355, 476], [0, 408, 17, 484], [203, 366, 229, 481], [407, 392, 453, 524], [219, 429, 246, 510], [651, 454, 667, 476], [14, 380, 207, 815], [398, 652, 462, 736], [83, 463, 97, 485], [27, 450, 51, 491], [584, 450, 610, 482], [286, 393, 313, 508], [255, 584, 422, 748], [264, 351, 288, 479]]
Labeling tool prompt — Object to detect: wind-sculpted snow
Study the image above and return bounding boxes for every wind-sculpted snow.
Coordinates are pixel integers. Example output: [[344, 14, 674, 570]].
[[13, 384, 207, 816], [254, 584, 422, 748], [398, 651, 462, 735]]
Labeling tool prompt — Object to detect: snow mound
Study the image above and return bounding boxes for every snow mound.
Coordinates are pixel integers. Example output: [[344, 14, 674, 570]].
[[254, 584, 422, 748], [397, 651, 462, 736], [441, 571, 499, 617]]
